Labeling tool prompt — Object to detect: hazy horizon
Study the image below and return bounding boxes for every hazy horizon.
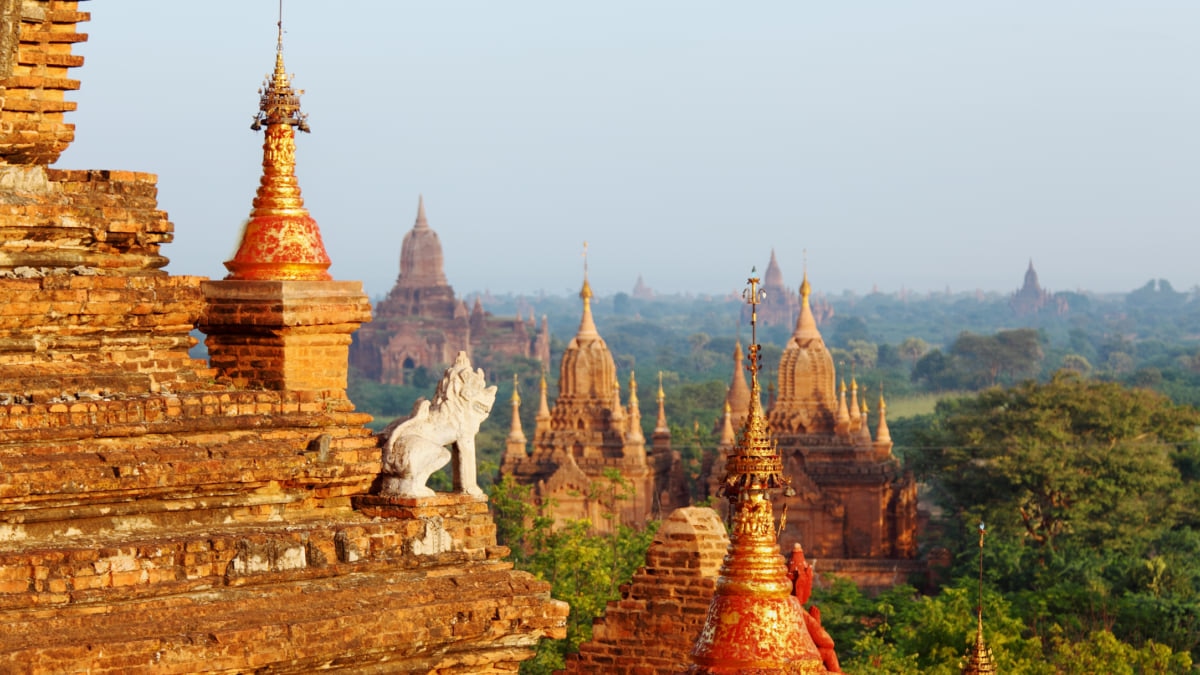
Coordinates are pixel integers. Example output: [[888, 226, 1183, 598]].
[[58, 2, 1199, 300]]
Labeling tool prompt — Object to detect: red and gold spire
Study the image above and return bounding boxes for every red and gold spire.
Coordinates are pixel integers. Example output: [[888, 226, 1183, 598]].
[[686, 272, 830, 674], [224, 18, 332, 281]]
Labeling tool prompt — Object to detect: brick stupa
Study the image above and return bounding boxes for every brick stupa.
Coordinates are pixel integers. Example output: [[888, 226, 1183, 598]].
[[0, 4, 566, 671]]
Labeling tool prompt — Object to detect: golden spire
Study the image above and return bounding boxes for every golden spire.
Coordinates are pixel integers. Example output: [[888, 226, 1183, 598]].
[[849, 372, 861, 424], [535, 370, 552, 433], [793, 257, 822, 342], [688, 271, 824, 673], [726, 339, 751, 419], [655, 371, 669, 434], [414, 194, 429, 229], [876, 386, 892, 445], [508, 374, 526, 444], [627, 371, 644, 443], [576, 241, 600, 338], [225, 12, 332, 281], [962, 523, 998, 674], [835, 374, 854, 432], [719, 401, 735, 446]]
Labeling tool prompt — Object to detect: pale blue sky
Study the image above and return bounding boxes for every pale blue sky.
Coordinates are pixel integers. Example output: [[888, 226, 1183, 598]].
[[60, 2, 1200, 299]]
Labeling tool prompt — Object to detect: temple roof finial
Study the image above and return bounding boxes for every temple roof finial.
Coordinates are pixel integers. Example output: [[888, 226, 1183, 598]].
[[961, 522, 997, 674], [655, 371, 669, 434], [877, 384, 892, 445], [688, 270, 822, 671], [508, 374, 526, 443], [224, 6, 330, 281], [415, 194, 429, 229], [576, 241, 599, 338]]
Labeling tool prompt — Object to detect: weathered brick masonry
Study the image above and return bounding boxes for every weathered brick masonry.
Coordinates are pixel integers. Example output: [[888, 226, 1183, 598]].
[[0, 2, 566, 671], [560, 507, 730, 674]]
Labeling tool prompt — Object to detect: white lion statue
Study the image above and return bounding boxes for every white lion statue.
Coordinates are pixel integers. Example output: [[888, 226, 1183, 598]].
[[379, 352, 497, 498]]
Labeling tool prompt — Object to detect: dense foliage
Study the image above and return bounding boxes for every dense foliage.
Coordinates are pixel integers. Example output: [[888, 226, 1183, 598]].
[[489, 471, 659, 674]]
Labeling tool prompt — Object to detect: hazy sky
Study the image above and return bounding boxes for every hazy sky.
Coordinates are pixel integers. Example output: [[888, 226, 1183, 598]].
[[60, 2, 1199, 299]]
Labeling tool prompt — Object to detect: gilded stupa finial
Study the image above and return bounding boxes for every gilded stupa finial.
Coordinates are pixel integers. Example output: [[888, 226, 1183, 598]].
[[800, 249, 811, 301], [627, 371, 645, 443], [687, 271, 825, 673], [508, 373, 526, 443], [655, 371, 669, 434], [962, 522, 998, 674], [877, 384, 892, 445], [225, 5, 332, 281], [576, 241, 600, 338]]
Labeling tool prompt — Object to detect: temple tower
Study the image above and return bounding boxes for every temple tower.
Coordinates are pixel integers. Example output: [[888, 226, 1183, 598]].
[[349, 197, 548, 384], [686, 273, 834, 674], [199, 26, 369, 393], [502, 259, 684, 531], [710, 267, 921, 590]]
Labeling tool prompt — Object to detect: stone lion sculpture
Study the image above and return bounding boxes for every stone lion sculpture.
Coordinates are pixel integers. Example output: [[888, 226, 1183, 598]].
[[379, 352, 497, 498]]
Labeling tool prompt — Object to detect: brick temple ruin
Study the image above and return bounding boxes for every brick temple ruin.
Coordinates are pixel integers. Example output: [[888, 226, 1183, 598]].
[[0, 3, 565, 670], [349, 196, 551, 386], [501, 272, 688, 531]]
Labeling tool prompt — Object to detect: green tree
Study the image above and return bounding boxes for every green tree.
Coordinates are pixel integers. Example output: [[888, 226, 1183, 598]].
[[950, 328, 1043, 387], [898, 337, 930, 369], [912, 373, 1198, 554]]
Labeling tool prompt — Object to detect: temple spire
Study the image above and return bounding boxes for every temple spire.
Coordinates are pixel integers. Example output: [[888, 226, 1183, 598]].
[[849, 374, 861, 425], [687, 270, 826, 673], [719, 401, 735, 446], [535, 370, 551, 433], [726, 340, 751, 421], [793, 264, 822, 342], [655, 371, 669, 434], [627, 371, 645, 443], [225, 14, 331, 281], [876, 386, 892, 445], [508, 374, 526, 444], [576, 242, 600, 338], [961, 523, 997, 674], [415, 194, 429, 229]]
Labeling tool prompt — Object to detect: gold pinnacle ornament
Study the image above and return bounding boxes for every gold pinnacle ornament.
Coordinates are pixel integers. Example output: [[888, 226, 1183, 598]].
[[686, 271, 827, 674], [224, 10, 332, 281]]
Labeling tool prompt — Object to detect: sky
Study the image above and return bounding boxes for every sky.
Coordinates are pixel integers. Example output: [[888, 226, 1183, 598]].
[[59, 2, 1200, 300]]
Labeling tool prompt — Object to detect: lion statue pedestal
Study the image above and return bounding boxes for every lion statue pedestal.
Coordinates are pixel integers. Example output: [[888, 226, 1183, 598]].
[[378, 351, 497, 499]]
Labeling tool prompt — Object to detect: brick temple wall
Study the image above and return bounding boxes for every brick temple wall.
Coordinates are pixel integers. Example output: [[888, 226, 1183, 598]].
[[0, 3, 566, 670], [559, 507, 730, 675]]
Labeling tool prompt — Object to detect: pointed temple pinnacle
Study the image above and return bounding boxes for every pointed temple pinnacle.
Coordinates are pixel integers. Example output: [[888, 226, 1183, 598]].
[[654, 371, 669, 434], [877, 385, 892, 445], [415, 194, 429, 229], [508, 374, 526, 443], [688, 272, 823, 674], [575, 242, 600, 338], [793, 263, 822, 342], [225, 14, 330, 281], [962, 522, 997, 674]]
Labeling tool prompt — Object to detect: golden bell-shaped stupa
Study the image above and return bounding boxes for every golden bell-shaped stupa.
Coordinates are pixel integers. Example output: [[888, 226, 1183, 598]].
[[224, 22, 332, 281]]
